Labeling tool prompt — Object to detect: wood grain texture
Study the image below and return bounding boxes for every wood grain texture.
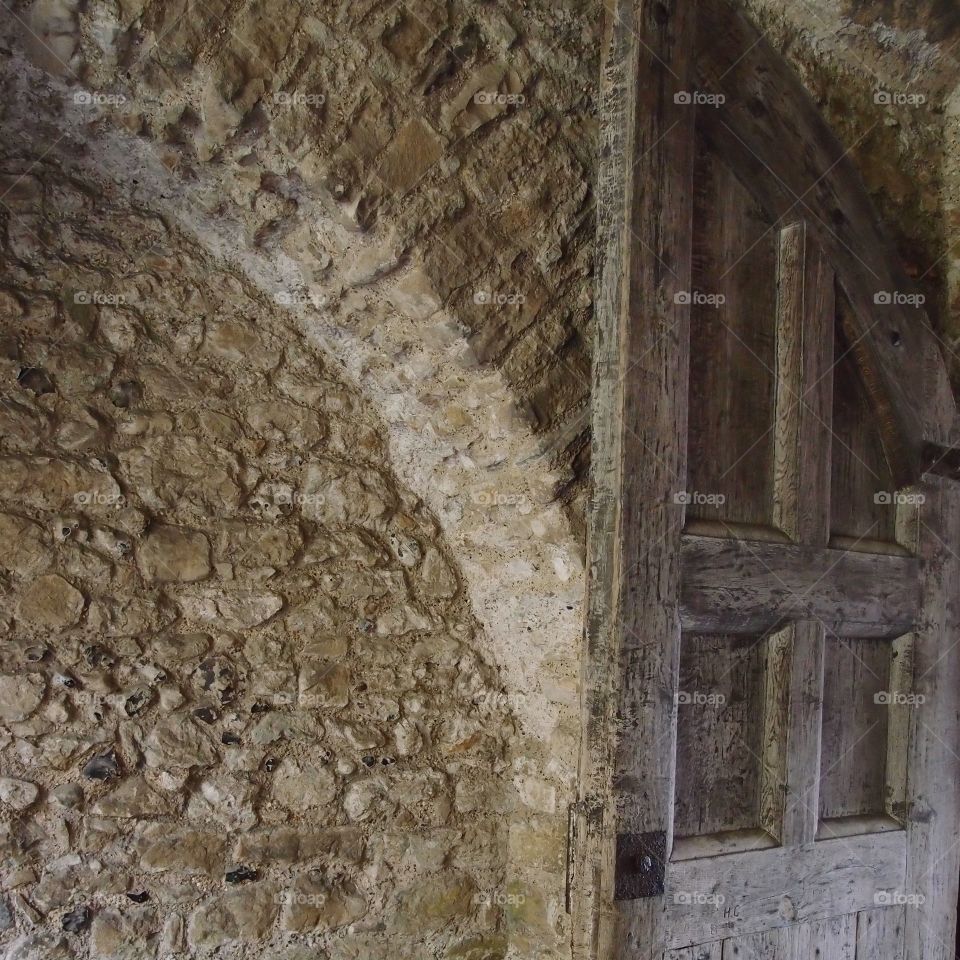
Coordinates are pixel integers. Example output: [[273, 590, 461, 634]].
[[675, 635, 766, 837], [779, 621, 825, 846], [666, 942, 723, 960], [694, 0, 958, 470], [722, 928, 789, 959], [819, 638, 891, 820], [575, 0, 697, 955], [679, 536, 921, 638], [830, 305, 900, 547], [579, 4, 951, 960], [856, 906, 905, 960], [902, 478, 960, 960], [687, 145, 777, 528], [612, 0, 697, 943], [571, 0, 638, 948], [660, 831, 905, 950], [884, 633, 914, 823], [773, 221, 834, 545], [759, 629, 791, 842], [788, 914, 856, 960]]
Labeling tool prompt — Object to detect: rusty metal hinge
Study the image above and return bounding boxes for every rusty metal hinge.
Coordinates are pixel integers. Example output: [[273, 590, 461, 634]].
[[614, 831, 666, 900]]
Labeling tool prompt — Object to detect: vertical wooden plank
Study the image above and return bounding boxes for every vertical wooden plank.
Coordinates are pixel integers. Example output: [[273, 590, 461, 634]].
[[722, 928, 790, 960], [902, 477, 960, 960], [675, 635, 766, 837], [830, 304, 900, 547], [884, 633, 914, 823], [779, 620, 826, 847], [856, 906, 905, 960], [773, 220, 834, 545], [686, 148, 778, 528], [771, 221, 834, 849], [573, 0, 696, 956], [790, 914, 857, 960], [759, 628, 791, 842], [819, 637, 891, 820], [571, 0, 644, 952]]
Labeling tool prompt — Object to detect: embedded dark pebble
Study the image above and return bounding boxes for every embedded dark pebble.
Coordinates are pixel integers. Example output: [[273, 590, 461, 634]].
[[221, 732, 241, 745], [225, 867, 258, 884], [362, 756, 376, 767], [108, 379, 143, 408], [17, 366, 55, 395], [250, 702, 270, 714], [126, 891, 149, 904], [263, 757, 277, 772], [85, 645, 115, 668], [193, 707, 217, 724], [62, 906, 91, 933], [82, 753, 119, 781], [124, 689, 150, 717]]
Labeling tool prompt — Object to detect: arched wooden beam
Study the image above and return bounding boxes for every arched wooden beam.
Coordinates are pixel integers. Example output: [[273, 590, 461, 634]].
[[694, 0, 958, 484]]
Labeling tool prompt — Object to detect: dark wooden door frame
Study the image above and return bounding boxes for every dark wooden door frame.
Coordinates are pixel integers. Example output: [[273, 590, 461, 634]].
[[573, 1, 960, 957]]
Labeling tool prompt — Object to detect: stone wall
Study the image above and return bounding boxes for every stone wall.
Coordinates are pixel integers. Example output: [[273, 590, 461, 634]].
[[0, 161, 524, 959], [3, 1, 960, 958], [9, 0, 958, 524], [8, 0, 600, 536]]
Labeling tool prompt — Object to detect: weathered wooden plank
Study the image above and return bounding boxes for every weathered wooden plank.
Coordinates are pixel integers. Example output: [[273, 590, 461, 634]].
[[779, 621, 825, 846], [687, 145, 777, 528], [606, 0, 698, 953], [674, 635, 766, 837], [831, 301, 900, 547], [684, 519, 790, 543], [770, 220, 835, 848], [574, 0, 697, 955], [816, 814, 902, 840], [902, 478, 960, 960], [819, 638, 891, 820], [759, 628, 791, 842], [884, 633, 914, 823], [659, 831, 906, 950], [694, 0, 958, 472], [666, 942, 723, 960], [570, 0, 638, 944], [789, 914, 857, 960], [773, 221, 834, 545], [672, 829, 777, 862], [722, 928, 790, 959], [679, 536, 921, 637], [856, 905, 905, 960]]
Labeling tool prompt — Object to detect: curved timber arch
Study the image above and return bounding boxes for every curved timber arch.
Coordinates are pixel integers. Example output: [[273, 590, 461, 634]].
[[575, 2, 960, 959]]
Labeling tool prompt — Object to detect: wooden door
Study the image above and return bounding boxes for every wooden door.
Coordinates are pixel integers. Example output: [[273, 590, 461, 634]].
[[574, 1, 960, 959]]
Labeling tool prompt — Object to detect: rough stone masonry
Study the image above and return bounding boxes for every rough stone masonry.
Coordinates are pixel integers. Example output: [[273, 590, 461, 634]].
[[1, 0, 960, 958]]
